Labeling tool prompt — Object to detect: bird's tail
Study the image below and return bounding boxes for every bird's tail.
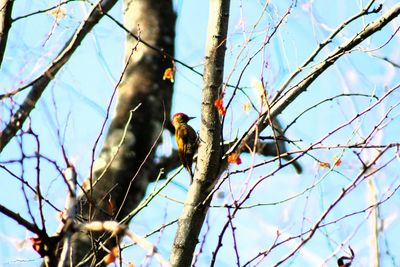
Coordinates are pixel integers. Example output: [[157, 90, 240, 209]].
[[186, 165, 194, 184]]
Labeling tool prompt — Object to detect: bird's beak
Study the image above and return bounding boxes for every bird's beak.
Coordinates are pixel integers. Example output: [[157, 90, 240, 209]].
[[188, 116, 195, 121]]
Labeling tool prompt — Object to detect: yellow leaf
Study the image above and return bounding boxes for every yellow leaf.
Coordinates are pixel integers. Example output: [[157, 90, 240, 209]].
[[243, 101, 250, 113], [47, 7, 67, 20]]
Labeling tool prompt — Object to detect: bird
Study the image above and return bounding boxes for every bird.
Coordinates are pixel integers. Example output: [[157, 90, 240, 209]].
[[171, 112, 198, 182], [337, 256, 352, 267]]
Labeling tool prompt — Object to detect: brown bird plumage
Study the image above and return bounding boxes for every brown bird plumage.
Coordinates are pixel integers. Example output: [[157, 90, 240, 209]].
[[172, 112, 198, 182]]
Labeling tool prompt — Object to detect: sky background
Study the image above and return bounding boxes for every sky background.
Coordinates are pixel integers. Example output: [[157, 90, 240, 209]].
[[0, 0, 400, 266]]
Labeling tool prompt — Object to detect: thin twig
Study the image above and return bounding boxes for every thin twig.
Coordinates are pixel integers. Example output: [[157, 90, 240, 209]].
[[0, 0, 119, 152]]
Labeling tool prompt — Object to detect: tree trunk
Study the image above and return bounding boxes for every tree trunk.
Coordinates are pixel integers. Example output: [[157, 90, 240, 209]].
[[70, 0, 176, 265], [170, 1, 230, 266]]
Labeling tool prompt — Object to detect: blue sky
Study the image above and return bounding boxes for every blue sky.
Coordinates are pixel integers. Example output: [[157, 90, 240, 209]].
[[1, 0, 400, 266]]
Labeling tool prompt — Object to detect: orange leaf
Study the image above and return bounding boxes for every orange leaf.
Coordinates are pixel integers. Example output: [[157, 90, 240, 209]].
[[163, 67, 174, 83], [103, 247, 119, 264], [214, 98, 226, 116], [227, 152, 242, 165], [128, 262, 135, 267], [30, 237, 43, 254], [103, 253, 115, 265], [318, 161, 331, 168], [107, 195, 116, 215], [333, 156, 342, 166], [56, 210, 65, 221], [82, 179, 90, 190]]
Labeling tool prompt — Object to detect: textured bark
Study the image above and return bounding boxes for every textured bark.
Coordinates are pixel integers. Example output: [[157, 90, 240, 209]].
[[69, 0, 176, 265], [169, 1, 230, 266], [0, 0, 13, 67]]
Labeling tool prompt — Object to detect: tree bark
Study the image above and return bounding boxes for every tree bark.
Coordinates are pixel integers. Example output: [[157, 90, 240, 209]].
[[169, 1, 230, 266], [69, 0, 176, 265], [0, 0, 13, 67]]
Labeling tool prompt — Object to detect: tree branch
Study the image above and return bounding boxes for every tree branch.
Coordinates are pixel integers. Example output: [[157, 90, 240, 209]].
[[0, 203, 42, 236], [272, 0, 381, 101], [0, 0, 14, 67], [227, 3, 400, 159], [169, 0, 230, 266], [0, 0, 119, 152]]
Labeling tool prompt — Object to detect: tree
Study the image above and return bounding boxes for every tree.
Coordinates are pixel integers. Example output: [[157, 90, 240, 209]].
[[0, 0, 399, 266]]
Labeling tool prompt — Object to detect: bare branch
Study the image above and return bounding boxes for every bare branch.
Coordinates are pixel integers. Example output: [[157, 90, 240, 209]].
[[227, 3, 400, 159], [272, 0, 381, 101], [273, 146, 390, 266], [77, 220, 171, 266], [12, 0, 84, 22], [0, 203, 42, 237], [0, 0, 119, 152]]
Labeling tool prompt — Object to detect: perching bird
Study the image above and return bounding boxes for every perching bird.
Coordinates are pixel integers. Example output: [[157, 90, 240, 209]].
[[337, 247, 354, 267], [172, 112, 198, 182], [337, 256, 352, 267]]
